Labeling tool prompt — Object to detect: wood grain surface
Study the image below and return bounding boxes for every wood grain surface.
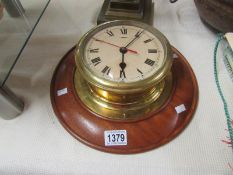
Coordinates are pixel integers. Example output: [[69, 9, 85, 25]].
[[50, 46, 198, 154]]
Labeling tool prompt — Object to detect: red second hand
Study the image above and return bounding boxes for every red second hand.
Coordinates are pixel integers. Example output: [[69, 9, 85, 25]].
[[93, 38, 138, 54]]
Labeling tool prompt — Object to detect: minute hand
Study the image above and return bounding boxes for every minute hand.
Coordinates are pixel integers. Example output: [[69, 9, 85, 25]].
[[125, 30, 144, 48]]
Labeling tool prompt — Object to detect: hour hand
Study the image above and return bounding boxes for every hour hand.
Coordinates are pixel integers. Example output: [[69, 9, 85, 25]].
[[119, 53, 127, 79], [119, 62, 126, 79], [120, 69, 126, 79]]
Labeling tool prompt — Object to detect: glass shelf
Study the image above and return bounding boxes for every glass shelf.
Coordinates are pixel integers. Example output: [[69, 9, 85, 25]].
[[0, 0, 50, 87], [0, 0, 50, 119]]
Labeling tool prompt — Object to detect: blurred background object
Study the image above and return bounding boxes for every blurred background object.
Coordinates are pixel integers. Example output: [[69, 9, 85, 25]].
[[1, 0, 25, 17], [97, 0, 154, 25], [194, 0, 233, 33], [0, 0, 50, 119], [0, 1, 3, 20]]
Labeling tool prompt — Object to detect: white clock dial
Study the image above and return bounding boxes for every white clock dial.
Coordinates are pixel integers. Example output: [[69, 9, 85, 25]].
[[84, 25, 165, 83]]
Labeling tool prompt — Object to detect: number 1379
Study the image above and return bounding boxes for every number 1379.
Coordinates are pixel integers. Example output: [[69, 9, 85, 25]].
[[104, 130, 127, 146], [107, 133, 125, 143]]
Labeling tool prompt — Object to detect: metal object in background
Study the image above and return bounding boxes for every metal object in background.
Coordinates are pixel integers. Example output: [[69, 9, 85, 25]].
[[97, 0, 154, 25], [0, 2, 3, 20], [1, 0, 25, 17], [194, 0, 233, 33], [0, 86, 24, 120]]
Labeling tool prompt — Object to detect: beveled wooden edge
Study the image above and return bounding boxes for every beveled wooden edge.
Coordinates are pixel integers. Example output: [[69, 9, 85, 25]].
[[159, 47, 199, 145], [50, 46, 199, 154]]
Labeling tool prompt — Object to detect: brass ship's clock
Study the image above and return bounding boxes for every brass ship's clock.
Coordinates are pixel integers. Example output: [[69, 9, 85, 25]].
[[75, 20, 173, 121], [51, 2, 198, 154]]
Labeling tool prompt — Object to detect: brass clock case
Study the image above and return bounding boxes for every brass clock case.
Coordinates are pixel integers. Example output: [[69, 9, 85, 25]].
[[74, 20, 173, 121], [74, 70, 173, 121], [75, 20, 173, 94]]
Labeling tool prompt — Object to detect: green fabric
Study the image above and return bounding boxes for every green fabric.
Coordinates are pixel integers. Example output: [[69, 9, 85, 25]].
[[214, 34, 233, 148]]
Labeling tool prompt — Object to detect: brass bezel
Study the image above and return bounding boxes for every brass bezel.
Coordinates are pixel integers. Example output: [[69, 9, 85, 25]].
[[75, 20, 173, 94]]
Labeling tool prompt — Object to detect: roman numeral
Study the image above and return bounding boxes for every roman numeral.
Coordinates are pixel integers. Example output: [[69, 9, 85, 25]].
[[144, 38, 153, 43], [148, 49, 157, 53], [144, 58, 155, 66], [120, 70, 126, 79], [120, 28, 127, 35], [106, 30, 114, 36], [101, 66, 111, 75], [137, 68, 143, 75], [91, 57, 101, 66], [89, 48, 99, 53], [135, 30, 143, 37]]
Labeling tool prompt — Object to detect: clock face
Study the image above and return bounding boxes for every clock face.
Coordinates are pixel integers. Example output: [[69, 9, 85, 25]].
[[83, 24, 166, 83]]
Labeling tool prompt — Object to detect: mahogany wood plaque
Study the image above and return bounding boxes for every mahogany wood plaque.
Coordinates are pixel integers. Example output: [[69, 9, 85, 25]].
[[50, 46, 198, 154]]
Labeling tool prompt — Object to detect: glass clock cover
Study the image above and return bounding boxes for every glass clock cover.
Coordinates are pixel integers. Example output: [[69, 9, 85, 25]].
[[76, 21, 172, 92]]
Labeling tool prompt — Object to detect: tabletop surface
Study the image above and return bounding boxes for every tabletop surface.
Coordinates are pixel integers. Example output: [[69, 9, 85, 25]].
[[0, 0, 50, 87], [0, 0, 233, 174]]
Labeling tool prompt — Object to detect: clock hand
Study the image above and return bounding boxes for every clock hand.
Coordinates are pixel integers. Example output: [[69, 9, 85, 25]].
[[124, 30, 144, 48], [93, 38, 138, 54], [120, 69, 126, 79], [118, 30, 144, 79], [119, 52, 126, 79]]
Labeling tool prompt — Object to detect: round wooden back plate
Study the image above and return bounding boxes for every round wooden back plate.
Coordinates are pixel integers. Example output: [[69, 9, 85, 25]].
[[50, 46, 198, 154]]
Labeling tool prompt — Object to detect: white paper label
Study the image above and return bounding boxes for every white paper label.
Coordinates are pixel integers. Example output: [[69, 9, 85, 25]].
[[57, 88, 68, 96], [175, 104, 186, 114], [225, 33, 233, 52], [173, 53, 178, 59], [104, 130, 127, 146]]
